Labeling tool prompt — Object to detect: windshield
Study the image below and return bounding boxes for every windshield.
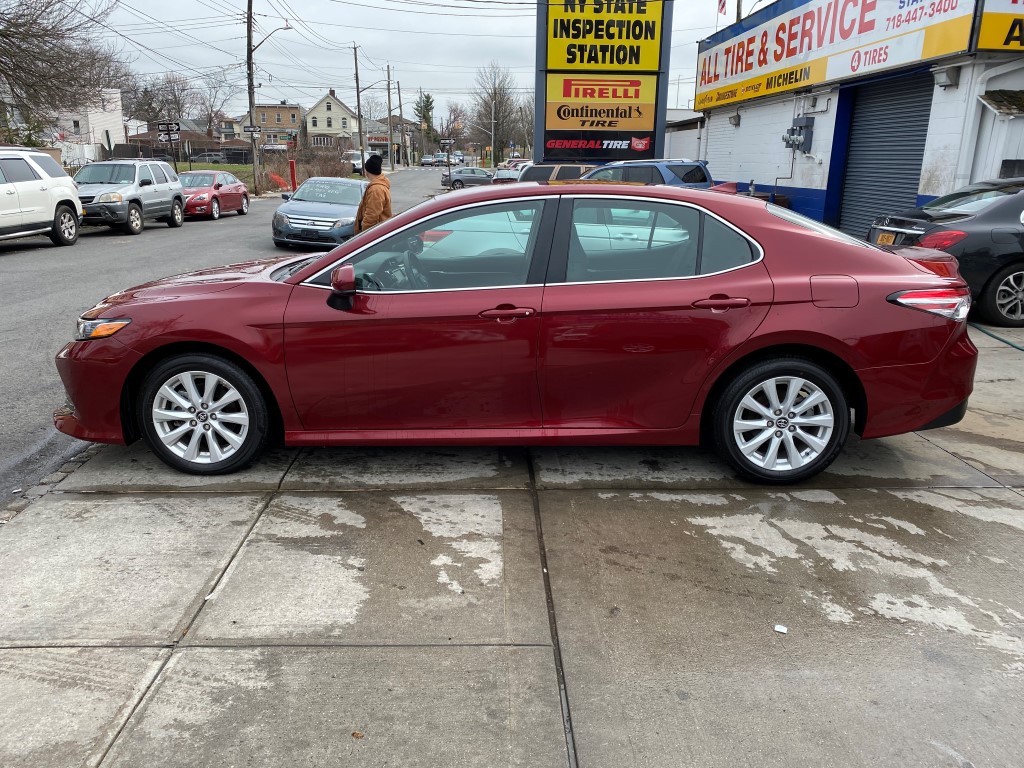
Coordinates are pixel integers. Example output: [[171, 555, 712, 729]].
[[180, 173, 215, 188], [923, 183, 1024, 214], [74, 164, 136, 185], [292, 179, 363, 205]]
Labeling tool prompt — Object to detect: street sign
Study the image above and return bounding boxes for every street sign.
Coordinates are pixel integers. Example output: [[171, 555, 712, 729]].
[[243, 125, 261, 133], [157, 132, 180, 143], [157, 121, 180, 132]]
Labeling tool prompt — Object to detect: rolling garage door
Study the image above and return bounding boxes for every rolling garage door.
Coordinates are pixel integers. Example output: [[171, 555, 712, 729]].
[[838, 73, 934, 237]]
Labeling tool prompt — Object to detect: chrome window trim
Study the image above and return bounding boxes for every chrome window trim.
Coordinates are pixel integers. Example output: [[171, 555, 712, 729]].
[[873, 225, 926, 235], [301, 195, 556, 291]]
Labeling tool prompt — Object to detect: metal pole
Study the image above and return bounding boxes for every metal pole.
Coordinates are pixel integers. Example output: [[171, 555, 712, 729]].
[[490, 100, 495, 169], [386, 64, 395, 172], [397, 80, 409, 166], [246, 0, 259, 195], [354, 44, 366, 171], [736, 0, 742, 23]]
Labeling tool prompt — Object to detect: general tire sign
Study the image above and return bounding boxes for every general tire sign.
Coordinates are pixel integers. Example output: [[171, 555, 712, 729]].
[[536, 0, 673, 163]]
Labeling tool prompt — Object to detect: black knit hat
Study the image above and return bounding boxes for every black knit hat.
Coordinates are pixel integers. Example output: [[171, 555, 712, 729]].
[[364, 154, 383, 175]]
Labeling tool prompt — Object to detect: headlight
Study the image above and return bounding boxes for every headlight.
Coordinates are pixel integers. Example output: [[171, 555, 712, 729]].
[[192, 193, 209, 202], [273, 212, 289, 226], [333, 217, 355, 227], [76, 317, 131, 340], [95, 192, 123, 203]]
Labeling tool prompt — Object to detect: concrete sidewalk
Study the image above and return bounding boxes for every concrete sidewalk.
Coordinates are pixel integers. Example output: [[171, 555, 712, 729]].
[[2, 325, 1023, 767]]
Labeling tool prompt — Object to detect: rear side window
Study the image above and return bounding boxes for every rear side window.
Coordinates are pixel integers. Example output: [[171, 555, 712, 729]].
[[0, 158, 40, 182], [587, 167, 624, 182], [520, 166, 553, 182], [30, 154, 69, 178], [0, 165, 6, 183], [669, 164, 709, 184], [700, 216, 754, 273], [625, 166, 659, 184], [555, 165, 586, 180], [151, 165, 168, 183]]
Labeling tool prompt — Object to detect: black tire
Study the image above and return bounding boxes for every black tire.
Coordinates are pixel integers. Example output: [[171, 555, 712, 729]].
[[451, 179, 464, 189], [137, 353, 269, 475], [238, 195, 249, 215], [167, 199, 184, 228], [123, 203, 144, 235], [979, 262, 1024, 327], [49, 204, 78, 246], [210, 198, 221, 220], [712, 358, 850, 484]]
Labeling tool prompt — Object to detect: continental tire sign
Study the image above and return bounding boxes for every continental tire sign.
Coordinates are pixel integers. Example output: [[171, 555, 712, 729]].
[[977, 0, 1024, 49], [537, 1, 672, 163]]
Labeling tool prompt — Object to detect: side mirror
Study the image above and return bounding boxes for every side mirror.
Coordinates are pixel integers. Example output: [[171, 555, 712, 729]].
[[281, 193, 291, 200], [139, 178, 153, 187], [331, 264, 356, 295], [214, 182, 223, 190]]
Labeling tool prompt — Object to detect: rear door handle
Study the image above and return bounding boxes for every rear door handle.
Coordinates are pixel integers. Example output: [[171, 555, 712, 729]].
[[613, 232, 639, 240], [692, 297, 750, 310], [479, 306, 535, 321]]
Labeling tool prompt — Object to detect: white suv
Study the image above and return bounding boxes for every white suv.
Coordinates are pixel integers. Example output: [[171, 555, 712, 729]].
[[0, 148, 83, 247]]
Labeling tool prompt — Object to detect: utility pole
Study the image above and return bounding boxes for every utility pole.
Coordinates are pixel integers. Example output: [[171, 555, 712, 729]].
[[353, 44, 366, 171], [490, 100, 496, 169], [246, 0, 259, 195], [386, 64, 394, 172], [737, 0, 742, 23], [397, 80, 409, 166]]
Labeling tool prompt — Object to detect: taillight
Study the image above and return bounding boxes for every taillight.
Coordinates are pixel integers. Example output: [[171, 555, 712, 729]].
[[888, 287, 971, 321], [916, 230, 968, 251], [905, 252, 960, 278]]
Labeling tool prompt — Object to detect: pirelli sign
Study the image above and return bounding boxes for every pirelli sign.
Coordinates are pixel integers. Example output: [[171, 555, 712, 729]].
[[536, 1, 672, 162]]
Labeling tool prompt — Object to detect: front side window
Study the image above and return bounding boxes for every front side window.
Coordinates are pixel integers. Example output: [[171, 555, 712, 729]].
[[139, 165, 154, 185], [624, 166, 659, 184], [313, 201, 546, 292], [0, 158, 41, 183], [567, 199, 698, 282]]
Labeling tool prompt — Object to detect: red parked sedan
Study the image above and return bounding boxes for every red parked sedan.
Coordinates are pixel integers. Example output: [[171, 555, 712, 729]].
[[54, 183, 977, 483], [180, 170, 250, 219]]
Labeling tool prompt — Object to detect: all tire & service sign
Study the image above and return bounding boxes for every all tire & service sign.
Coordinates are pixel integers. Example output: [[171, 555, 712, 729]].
[[535, 1, 674, 162]]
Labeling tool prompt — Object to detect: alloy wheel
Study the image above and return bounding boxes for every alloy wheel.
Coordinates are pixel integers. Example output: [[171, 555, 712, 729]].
[[995, 269, 1024, 322], [151, 370, 250, 464], [59, 210, 76, 240]]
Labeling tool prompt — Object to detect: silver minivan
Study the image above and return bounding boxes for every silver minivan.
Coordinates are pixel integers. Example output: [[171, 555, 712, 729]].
[[74, 160, 185, 235]]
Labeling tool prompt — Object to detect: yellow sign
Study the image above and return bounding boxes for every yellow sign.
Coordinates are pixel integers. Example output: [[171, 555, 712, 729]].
[[978, 0, 1024, 49], [547, 0, 665, 71], [546, 73, 656, 130]]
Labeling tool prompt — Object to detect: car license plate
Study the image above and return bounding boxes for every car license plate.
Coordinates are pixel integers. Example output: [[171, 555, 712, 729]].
[[877, 232, 896, 246]]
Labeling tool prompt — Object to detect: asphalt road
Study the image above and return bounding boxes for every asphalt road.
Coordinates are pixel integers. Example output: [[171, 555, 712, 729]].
[[0, 167, 444, 497]]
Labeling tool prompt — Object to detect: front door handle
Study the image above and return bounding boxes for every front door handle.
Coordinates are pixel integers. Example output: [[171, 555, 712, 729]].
[[692, 297, 751, 310], [479, 305, 536, 322], [4, 189, 15, 195]]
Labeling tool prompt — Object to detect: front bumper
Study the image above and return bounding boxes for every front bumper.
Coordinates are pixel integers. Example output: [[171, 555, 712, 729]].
[[81, 201, 129, 225], [184, 197, 214, 216], [272, 222, 354, 248], [53, 339, 142, 444]]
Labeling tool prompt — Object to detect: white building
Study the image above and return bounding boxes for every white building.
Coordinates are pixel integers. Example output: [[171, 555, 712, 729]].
[[304, 89, 358, 149], [52, 89, 124, 165], [695, 0, 1024, 234]]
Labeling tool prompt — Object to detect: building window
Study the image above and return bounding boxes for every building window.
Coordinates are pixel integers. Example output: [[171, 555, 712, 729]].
[[326, 102, 332, 112], [327, 117, 333, 128], [260, 112, 266, 123], [275, 112, 281, 123], [311, 117, 318, 128], [313, 135, 331, 147], [342, 118, 348, 129], [72, 120, 81, 134], [291, 112, 297, 123]]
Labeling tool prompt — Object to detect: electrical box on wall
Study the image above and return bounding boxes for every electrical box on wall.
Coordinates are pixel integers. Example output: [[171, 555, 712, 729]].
[[783, 116, 814, 153]]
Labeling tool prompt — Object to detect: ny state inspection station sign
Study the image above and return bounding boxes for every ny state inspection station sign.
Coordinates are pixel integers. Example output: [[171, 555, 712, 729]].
[[536, 1, 673, 163]]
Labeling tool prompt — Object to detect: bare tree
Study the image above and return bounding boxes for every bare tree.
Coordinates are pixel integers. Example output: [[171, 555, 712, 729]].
[[470, 62, 519, 164], [197, 71, 241, 135], [439, 102, 467, 143], [158, 73, 202, 122], [0, 0, 130, 138], [361, 95, 387, 123], [516, 93, 535, 157]]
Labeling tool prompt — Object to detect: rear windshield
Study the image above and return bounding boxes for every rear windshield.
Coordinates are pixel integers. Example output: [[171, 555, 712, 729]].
[[75, 164, 136, 184], [767, 204, 872, 248], [923, 183, 1024, 214]]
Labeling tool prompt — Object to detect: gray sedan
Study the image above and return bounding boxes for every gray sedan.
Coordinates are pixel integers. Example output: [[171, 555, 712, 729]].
[[441, 167, 493, 189]]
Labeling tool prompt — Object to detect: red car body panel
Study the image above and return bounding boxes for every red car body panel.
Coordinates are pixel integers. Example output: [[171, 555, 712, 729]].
[[54, 183, 977, 454]]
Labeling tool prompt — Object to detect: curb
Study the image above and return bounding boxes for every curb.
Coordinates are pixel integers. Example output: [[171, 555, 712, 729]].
[[1, 444, 103, 525]]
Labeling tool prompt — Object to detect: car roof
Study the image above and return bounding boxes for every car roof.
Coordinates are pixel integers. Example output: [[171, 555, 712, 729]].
[[601, 158, 702, 166], [300, 176, 367, 186]]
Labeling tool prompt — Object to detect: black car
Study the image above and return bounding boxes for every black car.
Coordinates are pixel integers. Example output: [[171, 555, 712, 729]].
[[868, 179, 1024, 326]]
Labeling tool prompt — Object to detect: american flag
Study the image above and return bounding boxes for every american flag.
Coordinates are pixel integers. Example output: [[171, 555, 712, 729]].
[[719, 0, 727, 14]]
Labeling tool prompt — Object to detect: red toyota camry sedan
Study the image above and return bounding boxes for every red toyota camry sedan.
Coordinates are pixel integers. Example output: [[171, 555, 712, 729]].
[[54, 183, 977, 484], [179, 170, 250, 219]]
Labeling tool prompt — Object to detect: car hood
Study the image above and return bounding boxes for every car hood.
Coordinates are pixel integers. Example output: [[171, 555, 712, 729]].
[[278, 199, 359, 218], [83, 255, 302, 315], [76, 182, 131, 197]]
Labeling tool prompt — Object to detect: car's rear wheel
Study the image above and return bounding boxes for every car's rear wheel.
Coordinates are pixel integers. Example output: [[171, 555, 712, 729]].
[[979, 263, 1024, 327], [167, 199, 184, 228], [210, 198, 220, 220], [49, 204, 78, 246], [713, 358, 850, 484], [123, 203, 144, 235], [451, 179, 464, 189], [238, 195, 249, 215], [137, 354, 269, 475]]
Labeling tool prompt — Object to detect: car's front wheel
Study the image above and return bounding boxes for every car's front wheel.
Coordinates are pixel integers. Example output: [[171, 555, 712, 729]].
[[137, 354, 269, 474], [49, 204, 79, 246], [167, 199, 184, 228], [979, 263, 1024, 327], [238, 195, 249, 215], [713, 358, 850, 484], [210, 198, 220, 220], [123, 203, 144, 235]]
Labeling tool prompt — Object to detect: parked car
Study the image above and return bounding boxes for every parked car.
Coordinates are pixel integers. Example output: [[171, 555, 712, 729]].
[[0, 147, 82, 247], [517, 163, 597, 182], [73, 160, 185, 235], [272, 176, 367, 248], [442, 166, 493, 189], [491, 169, 520, 185], [342, 151, 363, 175], [420, 155, 436, 167], [179, 171, 250, 219], [191, 152, 226, 164], [868, 178, 1024, 326], [581, 159, 713, 189], [55, 183, 976, 483]]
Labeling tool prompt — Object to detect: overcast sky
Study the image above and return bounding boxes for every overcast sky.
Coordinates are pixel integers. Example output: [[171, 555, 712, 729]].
[[102, 0, 745, 118]]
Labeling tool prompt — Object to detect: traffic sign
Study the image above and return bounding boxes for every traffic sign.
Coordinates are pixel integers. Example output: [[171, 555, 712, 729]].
[[243, 125, 261, 133], [158, 132, 180, 143], [157, 121, 180, 132]]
